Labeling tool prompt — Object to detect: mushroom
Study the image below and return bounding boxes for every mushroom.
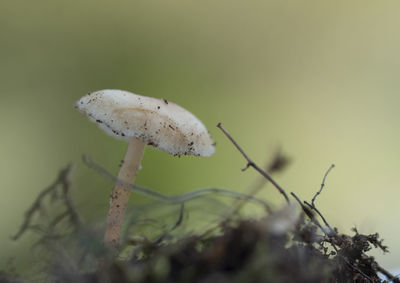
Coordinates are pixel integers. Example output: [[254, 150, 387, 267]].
[[75, 89, 215, 247]]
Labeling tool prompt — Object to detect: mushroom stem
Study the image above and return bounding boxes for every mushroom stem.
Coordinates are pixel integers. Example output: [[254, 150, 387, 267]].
[[104, 136, 146, 247]]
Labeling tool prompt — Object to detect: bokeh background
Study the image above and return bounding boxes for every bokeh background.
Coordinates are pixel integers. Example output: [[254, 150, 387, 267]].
[[1, 0, 400, 274]]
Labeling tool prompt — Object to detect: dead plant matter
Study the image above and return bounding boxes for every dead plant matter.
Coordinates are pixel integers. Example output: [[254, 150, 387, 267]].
[[5, 123, 399, 283]]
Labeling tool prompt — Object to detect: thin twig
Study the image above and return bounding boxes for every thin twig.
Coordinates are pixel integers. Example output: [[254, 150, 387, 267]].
[[290, 192, 328, 232], [311, 164, 335, 206], [304, 201, 335, 236], [60, 167, 81, 229], [12, 165, 74, 241], [49, 211, 70, 230], [291, 192, 375, 283], [217, 123, 290, 203], [241, 147, 289, 208], [219, 149, 286, 218], [306, 165, 336, 235], [309, 195, 395, 282], [343, 259, 375, 283]]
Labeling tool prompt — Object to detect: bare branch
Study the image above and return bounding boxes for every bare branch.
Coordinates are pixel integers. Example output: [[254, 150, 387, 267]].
[[304, 201, 335, 236], [311, 164, 335, 206], [217, 123, 290, 203]]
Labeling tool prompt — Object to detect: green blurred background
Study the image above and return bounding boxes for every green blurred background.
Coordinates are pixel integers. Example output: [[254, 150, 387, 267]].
[[1, 0, 400, 273]]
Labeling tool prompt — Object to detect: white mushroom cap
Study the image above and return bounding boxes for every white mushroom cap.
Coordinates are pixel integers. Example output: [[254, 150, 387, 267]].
[[76, 89, 215, 157]]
